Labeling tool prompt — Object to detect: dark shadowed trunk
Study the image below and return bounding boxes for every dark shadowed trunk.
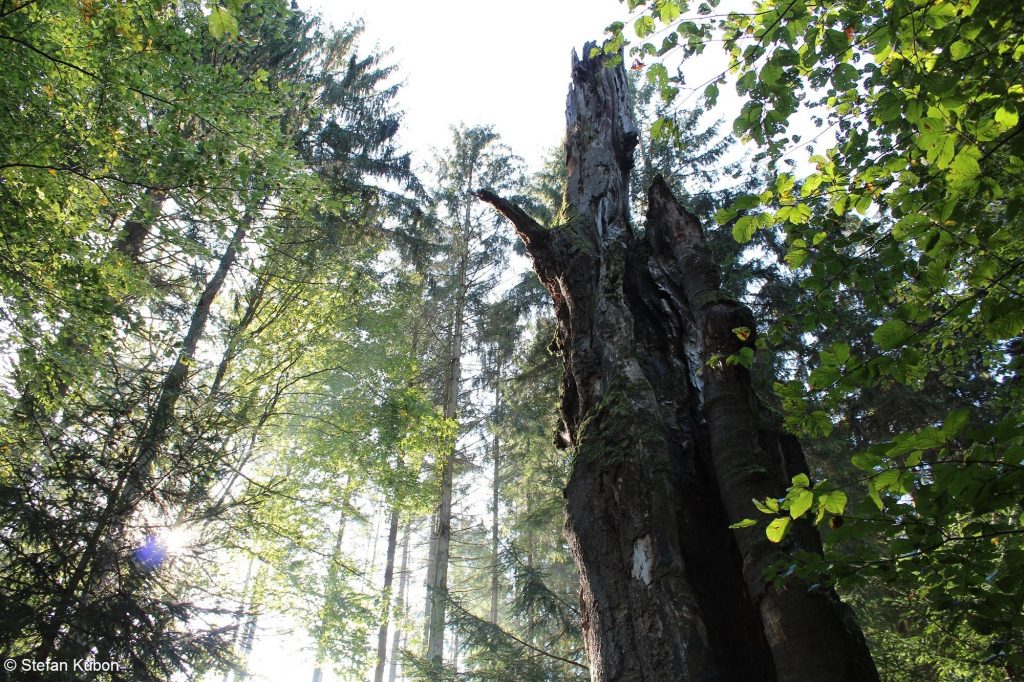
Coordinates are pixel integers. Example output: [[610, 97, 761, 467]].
[[478, 46, 878, 682]]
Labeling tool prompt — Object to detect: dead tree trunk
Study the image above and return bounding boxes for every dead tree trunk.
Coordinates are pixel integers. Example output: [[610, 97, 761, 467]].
[[478, 46, 878, 682]]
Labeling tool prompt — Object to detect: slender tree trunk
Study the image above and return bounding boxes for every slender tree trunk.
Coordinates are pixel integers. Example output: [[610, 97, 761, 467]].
[[234, 566, 265, 682], [235, 611, 258, 682], [388, 524, 411, 682], [479, 45, 878, 682], [132, 220, 248, 482], [425, 244, 469, 666], [452, 629, 459, 674], [373, 507, 401, 682], [489, 370, 502, 625], [209, 271, 270, 399]]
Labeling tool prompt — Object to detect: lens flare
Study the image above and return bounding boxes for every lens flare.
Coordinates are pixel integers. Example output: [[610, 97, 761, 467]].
[[134, 525, 193, 570]]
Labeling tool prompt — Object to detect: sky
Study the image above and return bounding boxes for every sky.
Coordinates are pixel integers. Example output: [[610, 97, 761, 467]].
[[302, 0, 628, 173]]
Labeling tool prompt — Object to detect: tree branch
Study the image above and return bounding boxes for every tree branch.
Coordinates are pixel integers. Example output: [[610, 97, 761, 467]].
[[475, 189, 548, 248]]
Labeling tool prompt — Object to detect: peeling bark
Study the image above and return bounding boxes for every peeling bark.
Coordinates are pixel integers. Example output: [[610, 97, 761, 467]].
[[479, 45, 877, 682]]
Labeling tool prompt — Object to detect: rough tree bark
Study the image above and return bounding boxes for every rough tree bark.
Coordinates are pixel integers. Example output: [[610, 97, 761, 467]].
[[478, 46, 878, 682]]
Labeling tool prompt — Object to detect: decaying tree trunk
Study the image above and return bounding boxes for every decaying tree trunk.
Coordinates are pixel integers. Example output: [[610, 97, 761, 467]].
[[478, 46, 878, 682]]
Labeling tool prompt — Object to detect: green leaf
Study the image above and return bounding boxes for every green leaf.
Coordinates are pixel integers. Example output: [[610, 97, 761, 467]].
[[635, 15, 656, 38], [947, 146, 982, 192], [821, 490, 847, 515], [647, 63, 669, 89], [867, 480, 883, 509], [949, 40, 970, 60], [714, 206, 736, 225], [832, 342, 850, 365], [873, 319, 913, 350], [851, 452, 883, 471], [994, 107, 1019, 131], [831, 63, 859, 91], [736, 70, 757, 95], [208, 6, 238, 40], [729, 518, 757, 529], [766, 516, 791, 543], [874, 469, 901, 492], [790, 488, 814, 519], [776, 204, 811, 225], [791, 473, 810, 488], [785, 246, 809, 269], [732, 215, 757, 243], [801, 174, 823, 197], [651, 117, 667, 142], [753, 498, 777, 514], [732, 193, 762, 210], [805, 410, 834, 437], [809, 364, 840, 390], [658, 0, 682, 23]]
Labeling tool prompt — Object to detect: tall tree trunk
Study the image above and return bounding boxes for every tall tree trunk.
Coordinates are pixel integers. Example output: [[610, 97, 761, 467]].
[[373, 507, 401, 682], [209, 271, 271, 399], [368, 507, 383, 575], [478, 45, 878, 682], [425, 245, 469, 666], [132, 219, 249, 487], [489, 370, 502, 625], [388, 524, 411, 682], [223, 558, 255, 682]]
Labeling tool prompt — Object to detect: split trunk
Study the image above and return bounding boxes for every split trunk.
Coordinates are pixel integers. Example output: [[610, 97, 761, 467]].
[[479, 46, 878, 681]]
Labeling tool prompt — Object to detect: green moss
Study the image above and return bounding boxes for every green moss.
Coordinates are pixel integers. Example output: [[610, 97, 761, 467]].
[[553, 205, 596, 256], [696, 288, 738, 308], [575, 370, 667, 466]]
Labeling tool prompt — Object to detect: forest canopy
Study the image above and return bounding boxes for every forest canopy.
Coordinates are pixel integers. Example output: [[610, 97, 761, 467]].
[[0, 0, 1021, 680]]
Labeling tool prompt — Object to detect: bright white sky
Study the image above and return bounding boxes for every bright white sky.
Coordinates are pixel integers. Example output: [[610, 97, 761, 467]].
[[303, 0, 628, 172]]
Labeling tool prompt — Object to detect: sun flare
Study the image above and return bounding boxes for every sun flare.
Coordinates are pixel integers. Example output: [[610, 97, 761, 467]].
[[160, 524, 194, 555]]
